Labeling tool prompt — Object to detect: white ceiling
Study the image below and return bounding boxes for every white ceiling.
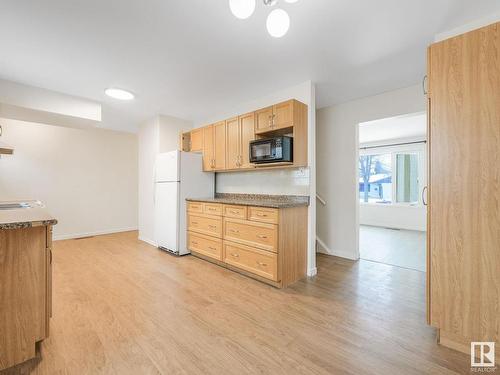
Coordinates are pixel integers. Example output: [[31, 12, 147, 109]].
[[1, 0, 499, 132], [359, 112, 426, 144]]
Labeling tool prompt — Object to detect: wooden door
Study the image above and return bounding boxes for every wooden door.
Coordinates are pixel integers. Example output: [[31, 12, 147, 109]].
[[239, 112, 255, 169], [190, 128, 203, 152], [428, 22, 500, 345], [255, 106, 273, 133], [202, 125, 214, 171], [225, 117, 240, 170], [213, 121, 226, 170], [273, 100, 294, 130]]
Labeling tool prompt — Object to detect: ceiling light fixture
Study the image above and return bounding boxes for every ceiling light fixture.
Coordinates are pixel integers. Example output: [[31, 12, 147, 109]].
[[229, 0, 256, 19], [230, 0, 297, 37], [105, 88, 135, 101], [266, 9, 290, 38]]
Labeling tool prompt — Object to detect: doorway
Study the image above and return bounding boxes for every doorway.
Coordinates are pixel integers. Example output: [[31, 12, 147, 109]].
[[358, 112, 427, 271]]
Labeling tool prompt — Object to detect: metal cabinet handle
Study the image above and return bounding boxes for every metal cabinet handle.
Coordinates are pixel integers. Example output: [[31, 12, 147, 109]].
[[192, 221, 199, 225], [257, 213, 268, 217], [208, 225, 217, 229], [230, 210, 239, 214], [49, 249, 52, 264], [422, 186, 428, 206], [229, 229, 239, 233], [192, 241, 198, 245], [257, 235, 268, 239], [256, 261, 267, 267], [231, 253, 240, 258], [208, 246, 217, 251], [208, 207, 216, 211]]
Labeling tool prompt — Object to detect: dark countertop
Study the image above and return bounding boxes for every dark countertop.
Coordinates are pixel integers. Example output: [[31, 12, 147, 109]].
[[0, 201, 58, 230], [186, 193, 310, 208]]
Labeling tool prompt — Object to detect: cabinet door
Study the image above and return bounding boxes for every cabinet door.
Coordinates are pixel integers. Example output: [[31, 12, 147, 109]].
[[255, 106, 274, 133], [239, 112, 255, 169], [226, 117, 240, 170], [214, 121, 226, 170], [190, 128, 203, 152], [273, 100, 294, 130], [202, 125, 214, 171], [428, 23, 500, 343]]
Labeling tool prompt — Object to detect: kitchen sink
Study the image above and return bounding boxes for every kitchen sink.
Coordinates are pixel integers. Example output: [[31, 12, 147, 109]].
[[0, 202, 31, 210]]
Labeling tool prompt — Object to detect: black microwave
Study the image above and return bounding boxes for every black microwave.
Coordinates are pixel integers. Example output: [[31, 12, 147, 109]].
[[249, 136, 293, 164]]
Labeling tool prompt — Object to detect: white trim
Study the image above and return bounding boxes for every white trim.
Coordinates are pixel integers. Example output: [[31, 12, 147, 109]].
[[307, 267, 317, 277], [53, 227, 137, 241], [138, 236, 157, 247], [316, 236, 359, 260], [435, 13, 500, 42]]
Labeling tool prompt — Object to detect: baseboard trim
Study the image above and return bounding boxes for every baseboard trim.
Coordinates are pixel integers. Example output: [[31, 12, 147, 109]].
[[53, 227, 138, 241], [138, 236, 157, 247], [307, 267, 317, 277], [316, 237, 359, 260]]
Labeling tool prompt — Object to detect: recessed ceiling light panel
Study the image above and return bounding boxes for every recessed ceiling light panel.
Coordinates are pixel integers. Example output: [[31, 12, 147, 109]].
[[105, 88, 135, 101]]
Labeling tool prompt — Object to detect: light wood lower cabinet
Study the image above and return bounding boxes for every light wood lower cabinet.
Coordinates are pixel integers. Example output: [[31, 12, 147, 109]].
[[188, 232, 222, 261], [0, 225, 53, 371], [224, 241, 278, 281], [186, 201, 307, 288], [187, 213, 222, 238], [223, 205, 247, 219], [247, 206, 279, 224], [223, 217, 278, 253]]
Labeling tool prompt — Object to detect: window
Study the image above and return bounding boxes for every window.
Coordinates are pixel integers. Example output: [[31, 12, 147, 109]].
[[359, 154, 392, 204], [396, 153, 419, 204], [359, 145, 425, 206]]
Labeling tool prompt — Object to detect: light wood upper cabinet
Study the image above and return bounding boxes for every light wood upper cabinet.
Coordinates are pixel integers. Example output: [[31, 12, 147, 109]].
[[194, 98, 307, 172], [226, 117, 240, 170], [239, 113, 255, 169], [190, 128, 203, 152], [214, 121, 226, 170], [202, 122, 226, 171], [273, 100, 294, 130], [202, 125, 214, 171], [255, 106, 274, 133], [225, 113, 255, 170], [255, 100, 301, 134]]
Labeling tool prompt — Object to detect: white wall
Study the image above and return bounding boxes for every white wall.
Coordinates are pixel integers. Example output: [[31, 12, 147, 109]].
[[0, 78, 102, 128], [138, 115, 191, 245], [0, 118, 138, 240], [195, 81, 317, 276], [316, 85, 426, 260], [360, 205, 426, 232]]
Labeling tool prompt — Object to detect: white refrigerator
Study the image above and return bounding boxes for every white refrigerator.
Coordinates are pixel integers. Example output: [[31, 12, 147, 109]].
[[154, 150, 214, 255]]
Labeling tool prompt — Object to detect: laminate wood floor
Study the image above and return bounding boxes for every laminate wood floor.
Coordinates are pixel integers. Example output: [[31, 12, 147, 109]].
[[2, 231, 472, 375]]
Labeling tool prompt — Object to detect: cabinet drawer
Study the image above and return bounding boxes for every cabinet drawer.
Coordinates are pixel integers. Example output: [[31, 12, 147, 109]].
[[223, 218, 277, 252], [203, 203, 223, 216], [188, 232, 222, 261], [224, 241, 278, 281], [247, 207, 279, 224], [188, 213, 222, 238], [223, 205, 247, 219], [187, 201, 204, 213]]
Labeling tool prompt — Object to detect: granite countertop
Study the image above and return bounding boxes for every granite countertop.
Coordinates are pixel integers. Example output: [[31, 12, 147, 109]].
[[186, 193, 310, 208], [0, 201, 58, 230]]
